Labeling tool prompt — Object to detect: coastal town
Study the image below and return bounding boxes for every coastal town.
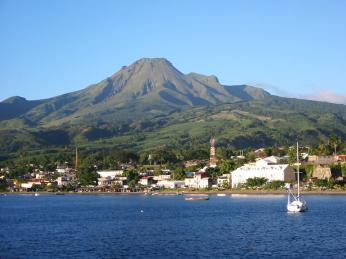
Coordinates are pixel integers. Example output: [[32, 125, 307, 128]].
[[1, 137, 346, 194]]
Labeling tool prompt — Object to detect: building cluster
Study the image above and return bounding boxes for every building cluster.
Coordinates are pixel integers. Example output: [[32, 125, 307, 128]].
[[1, 139, 346, 193], [0, 163, 77, 192]]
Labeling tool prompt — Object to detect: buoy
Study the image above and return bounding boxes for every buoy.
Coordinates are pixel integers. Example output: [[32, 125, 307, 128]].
[[140, 210, 144, 213]]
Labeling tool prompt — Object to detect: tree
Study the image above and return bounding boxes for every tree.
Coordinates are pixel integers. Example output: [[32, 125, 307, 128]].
[[342, 164, 346, 177], [0, 179, 8, 191], [77, 157, 99, 186], [288, 146, 297, 165], [246, 177, 268, 188], [246, 151, 256, 162], [152, 167, 161, 176], [314, 179, 328, 188], [205, 167, 222, 178], [265, 180, 284, 190], [128, 179, 137, 189], [219, 160, 236, 175], [328, 136, 342, 155], [172, 168, 185, 180], [314, 143, 330, 156], [123, 170, 139, 183], [77, 169, 98, 186]]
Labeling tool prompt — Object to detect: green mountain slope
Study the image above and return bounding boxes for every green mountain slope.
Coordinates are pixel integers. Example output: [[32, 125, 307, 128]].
[[0, 58, 269, 127], [0, 95, 345, 159], [0, 58, 345, 159]]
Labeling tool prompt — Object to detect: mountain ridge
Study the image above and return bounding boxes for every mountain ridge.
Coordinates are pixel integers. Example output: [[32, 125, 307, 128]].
[[0, 57, 345, 158], [0, 58, 271, 126]]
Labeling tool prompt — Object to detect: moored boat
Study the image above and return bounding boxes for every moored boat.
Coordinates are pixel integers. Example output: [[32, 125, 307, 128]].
[[185, 197, 209, 201], [286, 142, 308, 213]]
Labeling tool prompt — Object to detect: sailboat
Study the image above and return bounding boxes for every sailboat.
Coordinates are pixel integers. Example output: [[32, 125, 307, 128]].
[[287, 142, 307, 213]]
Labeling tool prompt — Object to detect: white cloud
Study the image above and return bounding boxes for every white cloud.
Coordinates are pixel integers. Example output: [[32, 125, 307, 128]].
[[301, 90, 346, 105]]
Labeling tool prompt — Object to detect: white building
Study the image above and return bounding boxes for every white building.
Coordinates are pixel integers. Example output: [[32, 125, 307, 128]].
[[98, 176, 127, 187], [231, 160, 295, 188], [217, 173, 231, 187], [262, 156, 282, 164], [139, 176, 154, 186], [153, 174, 171, 181], [56, 176, 73, 186], [185, 173, 211, 189], [97, 170, 124, 179], [157, 180, 185, 189], [98, 177, 112, 187], [21, 181, 42, 189], [113, 177, 127, 187], [21, 182, 34, 189], [56, 165, 73, 174]]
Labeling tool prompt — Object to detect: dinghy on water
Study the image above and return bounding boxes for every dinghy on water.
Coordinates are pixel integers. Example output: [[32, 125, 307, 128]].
[[185, 197, 209, 201]]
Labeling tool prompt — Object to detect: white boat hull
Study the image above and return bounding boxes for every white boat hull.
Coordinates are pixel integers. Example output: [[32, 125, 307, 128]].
[[287, 200, 307, 212]]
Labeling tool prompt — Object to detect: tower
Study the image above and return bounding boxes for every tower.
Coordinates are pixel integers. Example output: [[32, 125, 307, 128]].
[[75, 146, 80, 170], [210, 137, 217, 168]]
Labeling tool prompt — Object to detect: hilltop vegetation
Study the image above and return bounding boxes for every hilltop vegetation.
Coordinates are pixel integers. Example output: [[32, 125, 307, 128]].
[[0, 95, 345, 161], [0, 58, 345, 160]]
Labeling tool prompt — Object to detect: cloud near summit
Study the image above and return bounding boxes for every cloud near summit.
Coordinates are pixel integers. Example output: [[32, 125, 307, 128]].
[[302, 90, 346, 105]]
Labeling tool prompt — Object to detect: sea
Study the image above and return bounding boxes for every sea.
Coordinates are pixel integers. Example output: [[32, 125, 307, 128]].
[[1, 194, 346, 258]]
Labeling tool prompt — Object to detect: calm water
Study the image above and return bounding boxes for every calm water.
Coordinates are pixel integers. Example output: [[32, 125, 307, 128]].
[[1, 194, 346, 259]]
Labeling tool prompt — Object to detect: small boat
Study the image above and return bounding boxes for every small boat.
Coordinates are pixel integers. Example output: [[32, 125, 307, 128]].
[[185, 197, 209, 201], [217, 193, 226, 197], [287, 142, 307, 213], [34, 192, 40, 197]]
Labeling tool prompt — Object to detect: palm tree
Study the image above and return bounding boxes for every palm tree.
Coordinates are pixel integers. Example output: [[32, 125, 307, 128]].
[[328, 135, 341, 155]]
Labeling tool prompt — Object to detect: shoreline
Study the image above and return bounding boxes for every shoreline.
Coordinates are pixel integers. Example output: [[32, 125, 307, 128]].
[[2, 190, 346, 196]]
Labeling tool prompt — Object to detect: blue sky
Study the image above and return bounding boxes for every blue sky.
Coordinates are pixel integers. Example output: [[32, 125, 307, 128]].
[[1, 0, 346, 103]]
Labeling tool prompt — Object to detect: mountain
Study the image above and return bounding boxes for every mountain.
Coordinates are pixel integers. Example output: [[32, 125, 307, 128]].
[[0, 58, 345, 158], [0, 58, 269, 127], [0, 96, 43, 121]]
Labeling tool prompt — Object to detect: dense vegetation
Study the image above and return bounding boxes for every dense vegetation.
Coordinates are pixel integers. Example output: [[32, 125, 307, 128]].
[[0, 58, 345, 162], [1, 95, 345, 162]]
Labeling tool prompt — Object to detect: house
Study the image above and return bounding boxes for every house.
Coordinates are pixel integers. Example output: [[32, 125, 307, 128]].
[[231, 160, 295, 188], [184, 160, 202, 168], [153, 174, 171, 181], [217, 173, 231, 187], [56, 164, 73, 174], [311, 165, 332, 180], [139, 176, 154, 186], [97, 170, 124, 179], [254, 148, 266, 158], [337, 155, 346, 162], [21, 182, 35, 189], [98, 177, 112, 187], [20, 180, 42, 189], [308, 156, 336, 165], [56, 176, 74, 186], [157, 180, 185, 189], [112, 177, 127, 187], [184, 172, 211, 189], [185, 172, 195, 178], [161, 169, 171, 174], [262, 156, 282, 164]]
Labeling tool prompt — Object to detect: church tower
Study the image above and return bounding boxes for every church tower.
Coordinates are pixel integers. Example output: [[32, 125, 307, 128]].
[[75, 146, 80, 170], [210, 137, 217, 168]]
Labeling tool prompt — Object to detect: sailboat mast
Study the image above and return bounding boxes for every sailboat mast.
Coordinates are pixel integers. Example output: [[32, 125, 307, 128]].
[[297, 142, 300, 198]]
